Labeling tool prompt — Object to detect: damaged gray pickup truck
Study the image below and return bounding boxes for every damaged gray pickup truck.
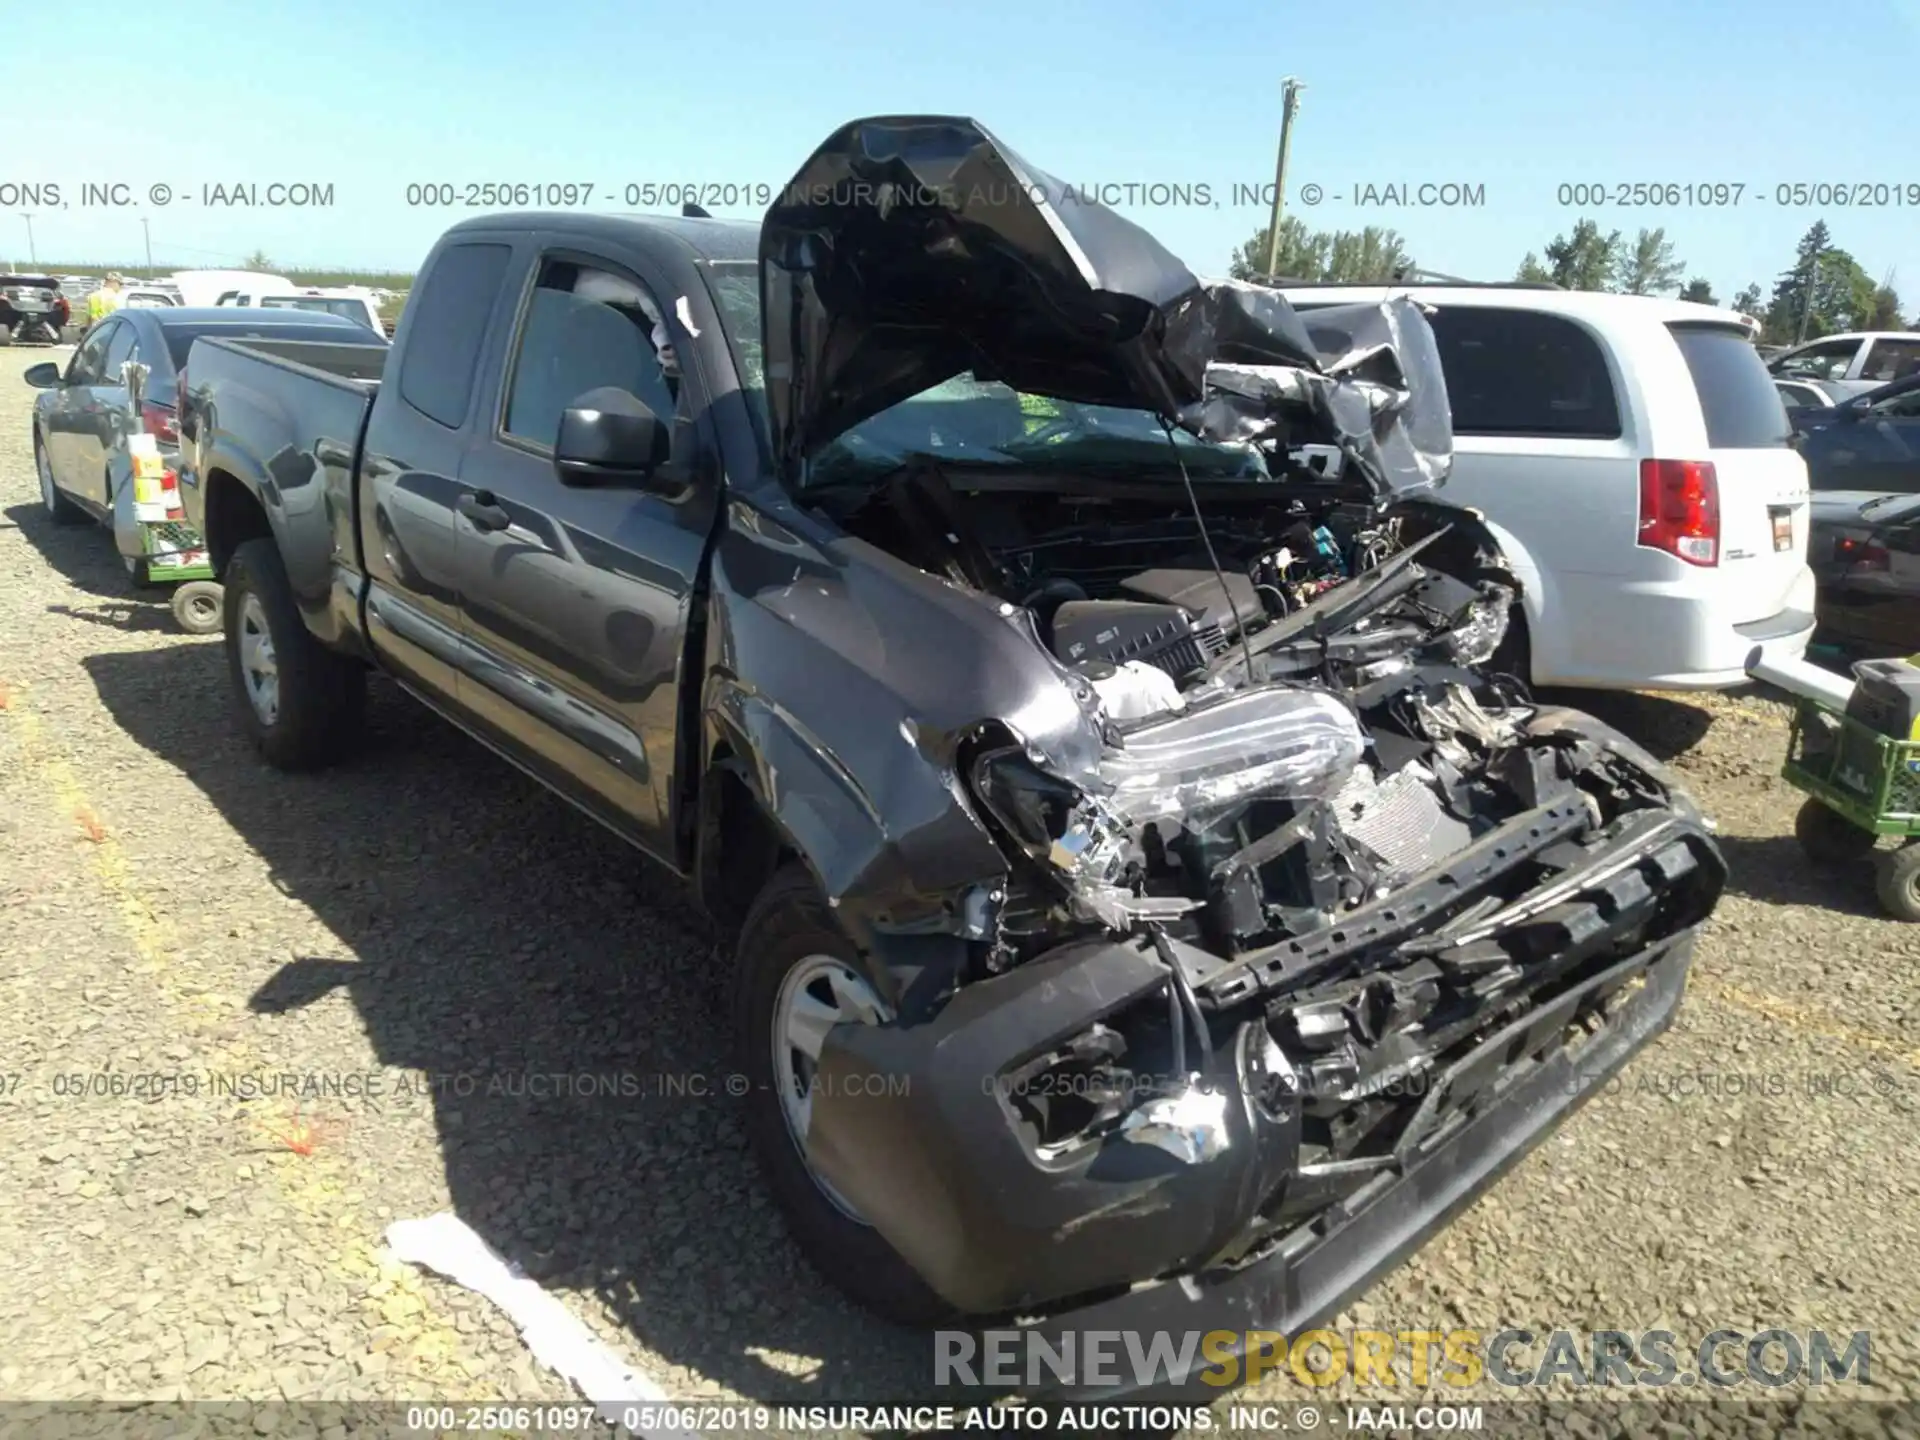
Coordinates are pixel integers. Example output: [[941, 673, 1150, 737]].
[[178, 116, 1725, 1387]]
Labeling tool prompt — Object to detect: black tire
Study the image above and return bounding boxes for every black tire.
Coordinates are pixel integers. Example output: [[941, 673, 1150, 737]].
[[734, 864, 953, 1327], [1875, 844, 1920, 923], [34, 431, 86, 526], [222, 538, 365, 770], [171, 580, 224, 636], [0, 325, 11, 347], [1795, 798, 1878, 865]]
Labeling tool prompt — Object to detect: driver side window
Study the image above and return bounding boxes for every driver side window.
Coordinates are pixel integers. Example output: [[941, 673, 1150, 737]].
[[502, 258, 679, 450], [68, 322, 116, 385]]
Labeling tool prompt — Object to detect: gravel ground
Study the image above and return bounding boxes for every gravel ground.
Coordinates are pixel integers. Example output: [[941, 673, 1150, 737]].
[[1, 354, 1917, 1433]]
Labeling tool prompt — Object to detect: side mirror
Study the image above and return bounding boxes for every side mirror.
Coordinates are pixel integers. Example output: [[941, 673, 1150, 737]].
[[553, 386, 676, 490], [23, 361, 61, 388], [1839, 400, 1869, 424]]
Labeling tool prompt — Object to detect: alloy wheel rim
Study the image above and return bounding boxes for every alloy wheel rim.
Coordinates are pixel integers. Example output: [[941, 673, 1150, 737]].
[[237, 594, 280, 724], [771, 953, 889, 1222]]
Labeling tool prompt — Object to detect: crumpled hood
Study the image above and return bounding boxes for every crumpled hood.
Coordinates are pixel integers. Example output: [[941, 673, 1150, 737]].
[[760, 114, 1451, 501]]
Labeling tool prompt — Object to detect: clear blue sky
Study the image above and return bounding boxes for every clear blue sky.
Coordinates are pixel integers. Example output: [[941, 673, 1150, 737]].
[[4, 0, 1918, 307]]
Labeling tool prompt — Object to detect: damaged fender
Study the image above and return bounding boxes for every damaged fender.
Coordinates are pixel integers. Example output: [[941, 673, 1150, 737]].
[[698, 497, 1101, 989]]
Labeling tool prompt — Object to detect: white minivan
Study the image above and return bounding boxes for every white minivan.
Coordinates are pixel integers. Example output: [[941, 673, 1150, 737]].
[[1280, 285, 1815, 691]]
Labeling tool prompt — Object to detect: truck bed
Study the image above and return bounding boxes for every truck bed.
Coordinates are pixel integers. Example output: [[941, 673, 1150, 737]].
[[179, 333, 392, 643], [193, 335, 388, 388]]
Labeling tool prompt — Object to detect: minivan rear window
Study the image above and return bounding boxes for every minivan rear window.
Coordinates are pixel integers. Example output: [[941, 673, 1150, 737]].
[[1668, 324, 1790, 449]]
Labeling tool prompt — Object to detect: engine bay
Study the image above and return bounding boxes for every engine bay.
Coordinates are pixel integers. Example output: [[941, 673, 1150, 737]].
[[829, 457, 1693, 974]]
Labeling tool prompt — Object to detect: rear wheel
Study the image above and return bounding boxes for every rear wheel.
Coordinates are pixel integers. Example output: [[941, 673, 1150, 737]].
[[735, 864, 953, 1326], [223, 538, 365, 770], [35, 433, 86, 525], [1875, 843, 1920, 922], [1795, 798, 1877, 865]]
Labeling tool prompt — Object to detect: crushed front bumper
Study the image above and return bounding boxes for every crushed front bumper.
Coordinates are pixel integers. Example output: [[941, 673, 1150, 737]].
[[807, 810, 1722, 1352], [1020, 931, 1696, 1401]]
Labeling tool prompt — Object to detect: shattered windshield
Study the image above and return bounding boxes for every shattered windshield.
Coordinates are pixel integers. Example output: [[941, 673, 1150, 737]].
[[698, 259, 1269, 488]]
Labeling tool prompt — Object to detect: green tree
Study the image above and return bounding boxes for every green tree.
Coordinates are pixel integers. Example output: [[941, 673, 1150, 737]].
[[1514, 252, 1553, 283], [1731, 283, 1763, 317], [1758, 221, 1835, 341], [1614, 228, 1686, 295], [1677, 278, 1717, 305], [1229, 217, 1413, 283], [1868, 283, 1904, 330], [1542, 219, 1623, 291], [241, 248, 275, 271]]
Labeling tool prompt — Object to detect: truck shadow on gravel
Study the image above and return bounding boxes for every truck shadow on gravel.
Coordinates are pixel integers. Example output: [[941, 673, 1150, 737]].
[[80, 641, 946, 1409], [1708, 834, 1885, 916]]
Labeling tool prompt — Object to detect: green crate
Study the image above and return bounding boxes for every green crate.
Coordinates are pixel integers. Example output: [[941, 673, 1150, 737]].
[[134, 521, 216, 582], [1781, 696, 1920, 837]]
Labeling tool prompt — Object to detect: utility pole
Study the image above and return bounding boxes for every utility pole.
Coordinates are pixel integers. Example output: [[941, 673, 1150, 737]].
[[141, 217, 153, 271], [19, 213, 34, 266], [1261, 78, 1304, 281]]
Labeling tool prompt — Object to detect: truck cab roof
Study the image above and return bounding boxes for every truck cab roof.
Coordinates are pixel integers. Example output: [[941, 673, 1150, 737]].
[[440, 210, 759, 265]]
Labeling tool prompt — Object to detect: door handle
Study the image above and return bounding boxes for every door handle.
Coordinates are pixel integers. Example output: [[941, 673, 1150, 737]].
[[456, 490, 511, 532]]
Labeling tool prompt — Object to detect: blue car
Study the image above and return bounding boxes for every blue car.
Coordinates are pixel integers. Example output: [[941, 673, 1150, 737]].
[[1792, 373, 1920, 494]]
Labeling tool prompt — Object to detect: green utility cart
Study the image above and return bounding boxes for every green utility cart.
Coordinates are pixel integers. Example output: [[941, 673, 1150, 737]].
[[123, 517, 223, 634], [113, 359, 223, 634], [1782, 658, 1920, 921]]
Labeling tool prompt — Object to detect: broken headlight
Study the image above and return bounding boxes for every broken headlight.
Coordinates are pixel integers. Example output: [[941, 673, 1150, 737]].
[[967, 747, 1083, 867]]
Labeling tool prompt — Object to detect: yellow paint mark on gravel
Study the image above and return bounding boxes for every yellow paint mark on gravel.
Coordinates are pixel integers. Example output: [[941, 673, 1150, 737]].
[[1, 682, 486, 1394], [1698, 977, 1920, 1071]]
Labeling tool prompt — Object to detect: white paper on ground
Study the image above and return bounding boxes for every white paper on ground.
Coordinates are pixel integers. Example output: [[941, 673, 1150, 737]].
[[387, 1213, 700, 1440]]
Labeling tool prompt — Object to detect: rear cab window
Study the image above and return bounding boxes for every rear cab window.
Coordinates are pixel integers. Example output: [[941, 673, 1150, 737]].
[[397, 242, 514, 428], [1668, 324, 1790, 448]]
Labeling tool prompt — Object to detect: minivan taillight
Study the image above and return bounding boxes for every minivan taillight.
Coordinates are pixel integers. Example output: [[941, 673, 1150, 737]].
[[1637, 459, 1719, 567]]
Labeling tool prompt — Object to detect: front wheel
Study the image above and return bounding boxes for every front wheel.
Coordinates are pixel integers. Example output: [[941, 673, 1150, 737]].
[[223, 539, 365, 770], [1875, 843, 1920, 922], [734, 864, 953, 1326]]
